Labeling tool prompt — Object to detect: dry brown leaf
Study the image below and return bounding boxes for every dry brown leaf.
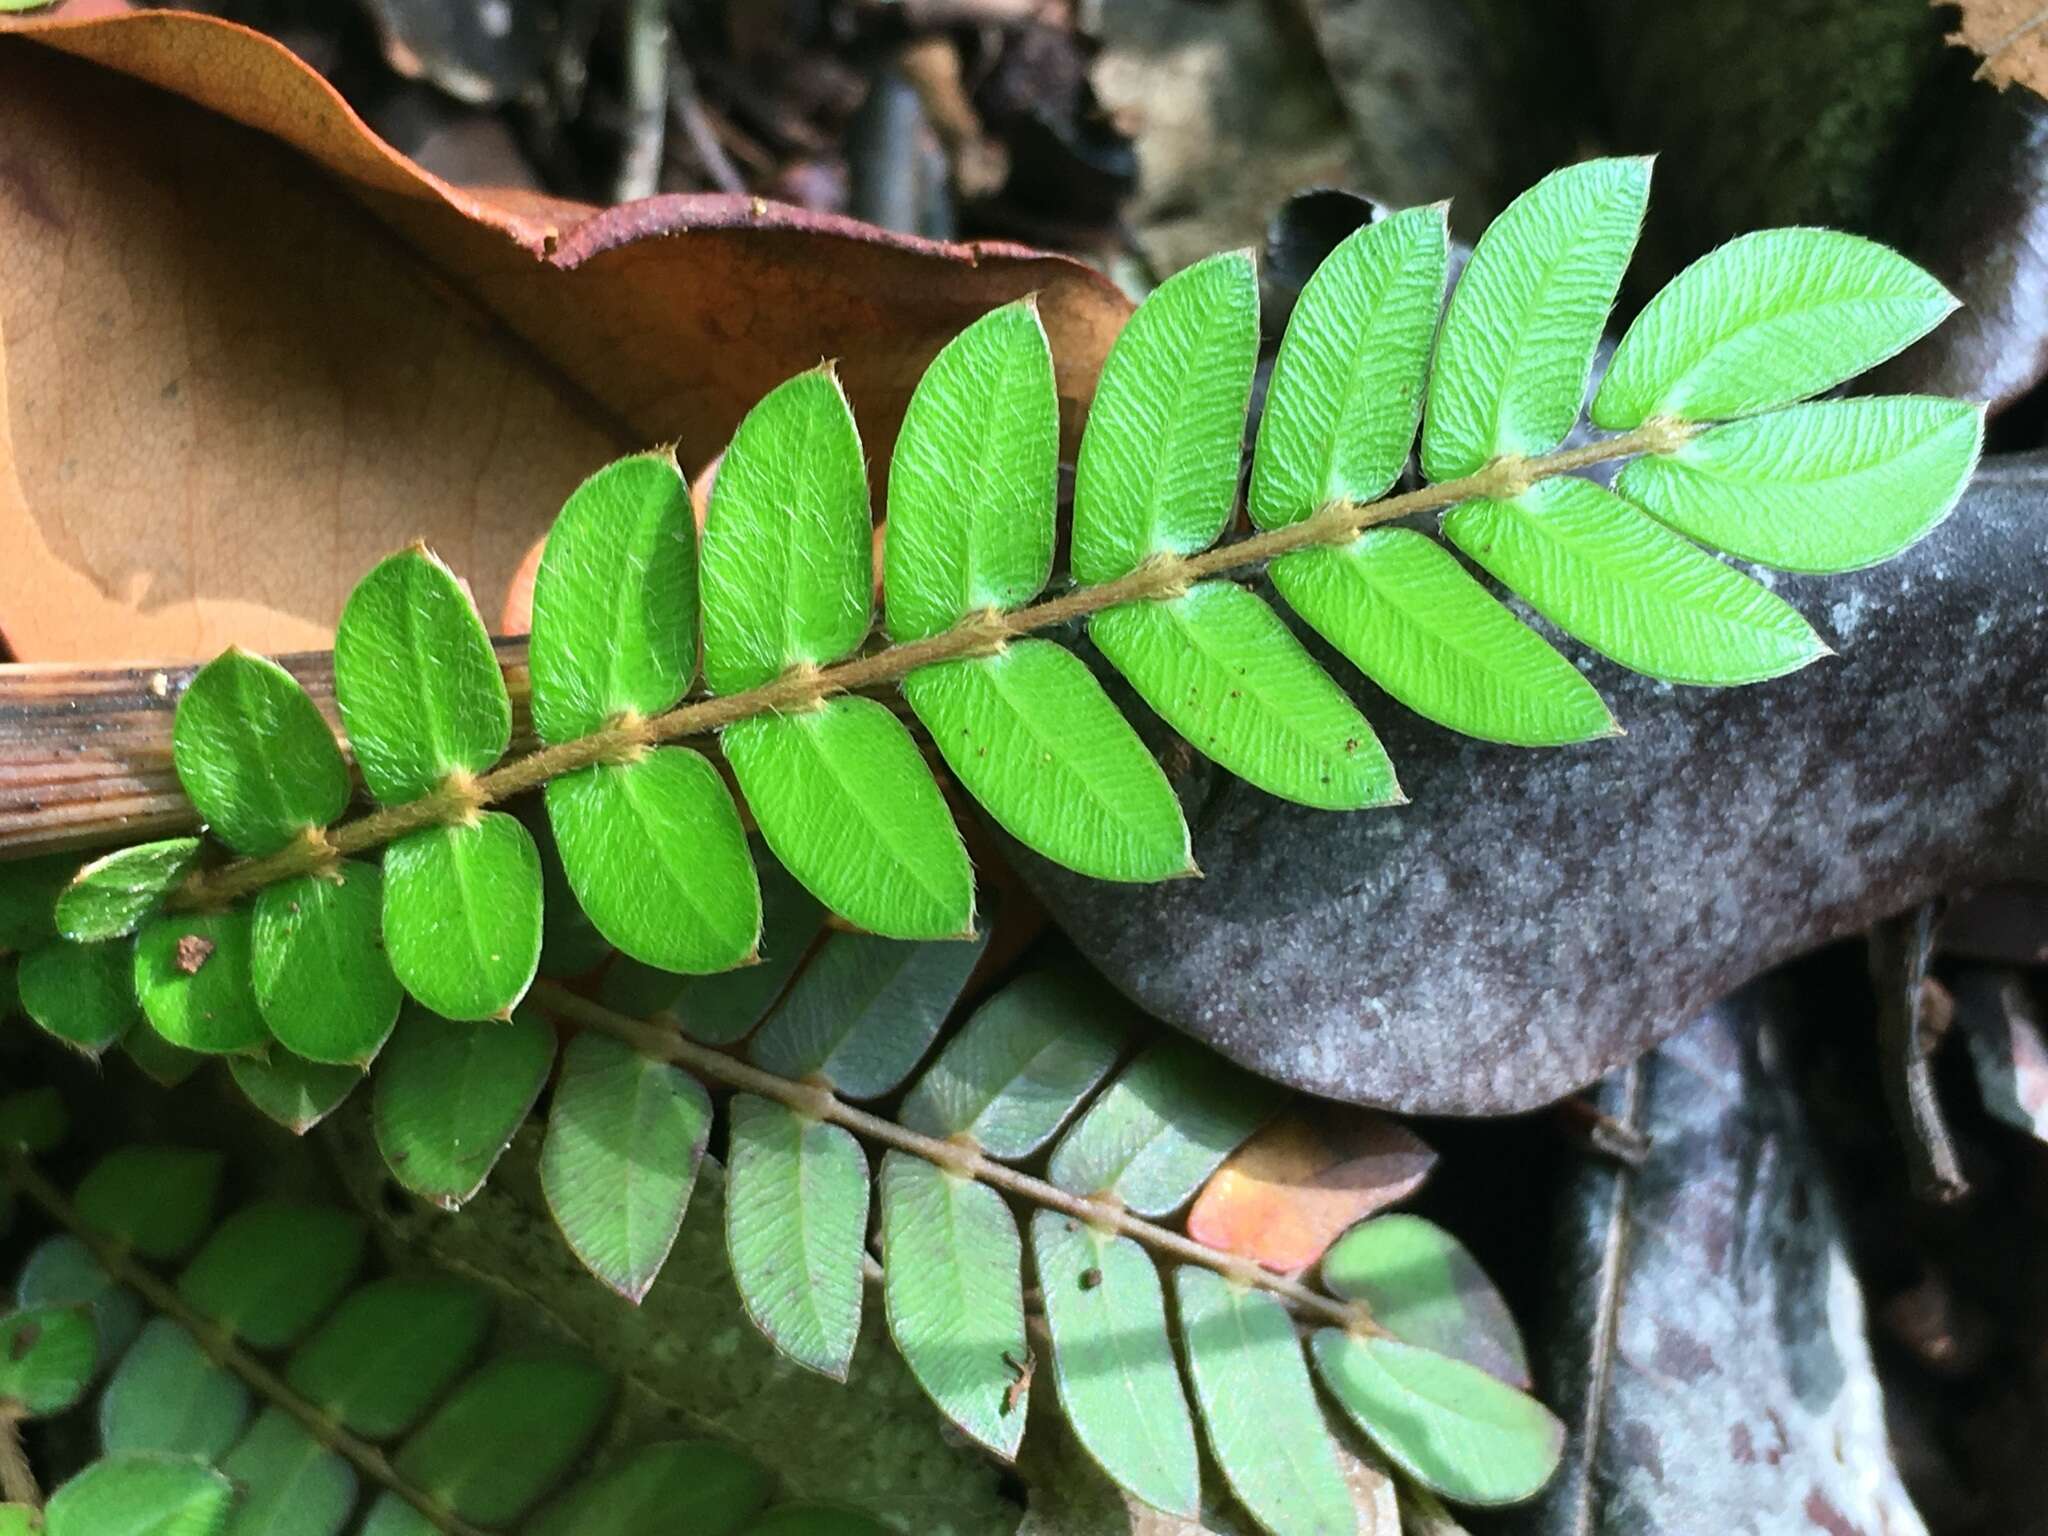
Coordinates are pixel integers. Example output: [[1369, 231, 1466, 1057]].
[[1947, 0, 2048, 99], [0, 10, 1128, 663]]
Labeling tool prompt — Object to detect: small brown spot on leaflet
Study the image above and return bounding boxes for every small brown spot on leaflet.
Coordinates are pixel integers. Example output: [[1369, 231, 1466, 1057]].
[[175, 935, 215, 974]]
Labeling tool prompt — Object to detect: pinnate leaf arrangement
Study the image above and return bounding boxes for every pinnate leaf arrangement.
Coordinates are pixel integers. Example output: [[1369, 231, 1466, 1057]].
[[0, 156, 1985, 1532]]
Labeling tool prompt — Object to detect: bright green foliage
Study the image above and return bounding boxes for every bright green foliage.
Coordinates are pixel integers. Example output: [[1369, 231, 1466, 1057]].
[[333, 546, 510, 806], [529, 451, 699, 742], [100, 1320, 249, 1460], [545, 751, 759, 974], [0, 1505, 34, 1536], [1617, 396, 1984, 573], [176, 1203, 364, 1349], [76, 1147, 223, 1261], [898, 968, 1128, 1157], [1092, 581, 1399, 810], [133, 913, 266, 1055], [1172, 1269, 1354, 1536], [1072, 251, 1258, 583], [44, 1455, 234, 1536], [1252, 205, 1449, 526], [380, 814, 542, 1021], [749, 930, 987, 1099], [1446, 476, 1826, 685], [252, 864, 401, 1064], [172, 652, 348, 857], [879, 1152, 1029, 1460], [392, 1352, 613, 1525], [1311, 1330, 1565, 1506], [1031, 1215, 1200, 1516], [1048, 1040, 1283, 1216], [904, 643, 1191, 882], [54, 840, 201, 944], [0, 1087, 67, 1154], [1423, 157, 1650, 480], [218, 1409, 355, 1536], [1321, 1214, 1529, 1387], [541, 1033, 713, 1302], [226, 1052, 362, 1135], [1271, 530, 1615, 745], [0, 1305, 96, 1415], [0, 855, 70, 950], [371, 1007, 555, 1209], [885, 301, 1058, 641], [1594, 227, 1958, 429], [18, 941, 138, 1057], [285, 1278, 491, 1440], [725, 698, 973, 941], [701, 368, 871, 694], [120, 1028, 203, 1088], [17, 1236, 143, 1364], [724, 1096, 868, 1380], [529, 1442, 773, 1536]]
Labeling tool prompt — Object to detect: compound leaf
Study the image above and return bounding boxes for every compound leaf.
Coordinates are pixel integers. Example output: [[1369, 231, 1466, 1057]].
[[392, 1352, 613, 1526], [75, 1147, 222, 1261], [1321, 1214, 1528, 1388], [133, 911, 267, 1055], [725, 697, 973, 941], [286, 1278, 492, 1441], [381, 814, 542, 1021], [1616, 395, 1984, 573], [172, 650, 348, 857], [44, 1455, 235, 1536], [218, 1409, 356, 1536], [372, 1006, 555, 1209], [1593, 228, 1959, 429], [1423, 157, 1650, 480], [885, 301, 1058, 641], [100, 1320, 248, 1460], [529, 1442, 772, 1536], [0, 1306, 96, 1417], [252, 864, 401, 1065], [1092, 580, 1399, 810], [54, 840, 202, 944], [227, 1052, 363, 1136], [18, 941, 139, 1058], [1072, 252, 1259, 582], [176, 1202, 365, 1350], [1444, 475, 1827, 684]]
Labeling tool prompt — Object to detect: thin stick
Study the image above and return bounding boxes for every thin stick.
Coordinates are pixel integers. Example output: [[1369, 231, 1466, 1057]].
[[0, 1413, 37, 1508]]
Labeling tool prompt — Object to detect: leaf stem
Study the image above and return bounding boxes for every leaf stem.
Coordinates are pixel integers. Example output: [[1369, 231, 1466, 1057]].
[[2, 1156, 490, 1536], [173, 420, 1694, 911], [534, 982, 1386, 1335]]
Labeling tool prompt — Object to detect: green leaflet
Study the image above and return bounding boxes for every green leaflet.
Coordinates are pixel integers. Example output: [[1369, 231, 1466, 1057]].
[[902, 643, 1192, 882], [541, 1032, 713, 1303], [898, 968, 1129, 1158], [725, 697, 974, 941], [0, 1306, 96, 1416], [54, 840, 202, 944], [1593, 228, 1959, 429], [44, 1455, 235, 1536], [724, 1095, 869, 1381], [1423, 157, 1651, 481], [1031, 1215, 1200, 1517], [1172, 1269, 1353, 1536], [17, 1235, 144, 1365], [1091, 580, 1400, 811], [372, 1006, 556, 1209], [120, 1029, 204, 1089], [100, 1319, 249, 1459], [748, 930, 988, 1100], [740, 1511, 889, 1536], [394, 1352, 614, 1525], [702, 368, 872, 693], [176, 1203, 365, 1349], [1272, 530, 1616, 746], [1251, 205, 1450, 527], [0, 1087, 67, 1154], [530, 451, 699, 743], [172, 650, 349, 857], [0, 1506, 32, 1536], [529, 1442, 773, 1536], [75, 1148, 223, 1262], [219, 1409, 356, 1536], [356, 1498, 434, 1536], [133, 912, 268, 1055], [1071, 251, 1260, 583], [545, 751, 760, 974], [252, 863, 402, 1065], [333, 545, 511, 805], [1048, 1040, 1283, 1217], [381, 813, 543, 1021], [227, 1052, 363, 1136], [1311, 1330, 1565, 1506], [286, 1279, 492, 1440], [1444, 476, 1827, 685], [18, 941, 140, 1058], [1616, 396, 1985, 573], [878, 1152, 1029, 1460], [1323, 1215, 1529, 1388], [885, 300, 1058, 641]]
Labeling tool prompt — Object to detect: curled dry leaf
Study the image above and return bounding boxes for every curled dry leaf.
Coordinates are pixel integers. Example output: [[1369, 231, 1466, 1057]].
[[0, 10, 1127, 663], [1948, 0, 2048, 99]]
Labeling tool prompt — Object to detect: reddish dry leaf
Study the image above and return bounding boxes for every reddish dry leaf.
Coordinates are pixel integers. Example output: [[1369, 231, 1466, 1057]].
[[1186, 1106, 1435, 1275], [0, 10, 1128, 663], [1948, 0, 2048, 99]]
